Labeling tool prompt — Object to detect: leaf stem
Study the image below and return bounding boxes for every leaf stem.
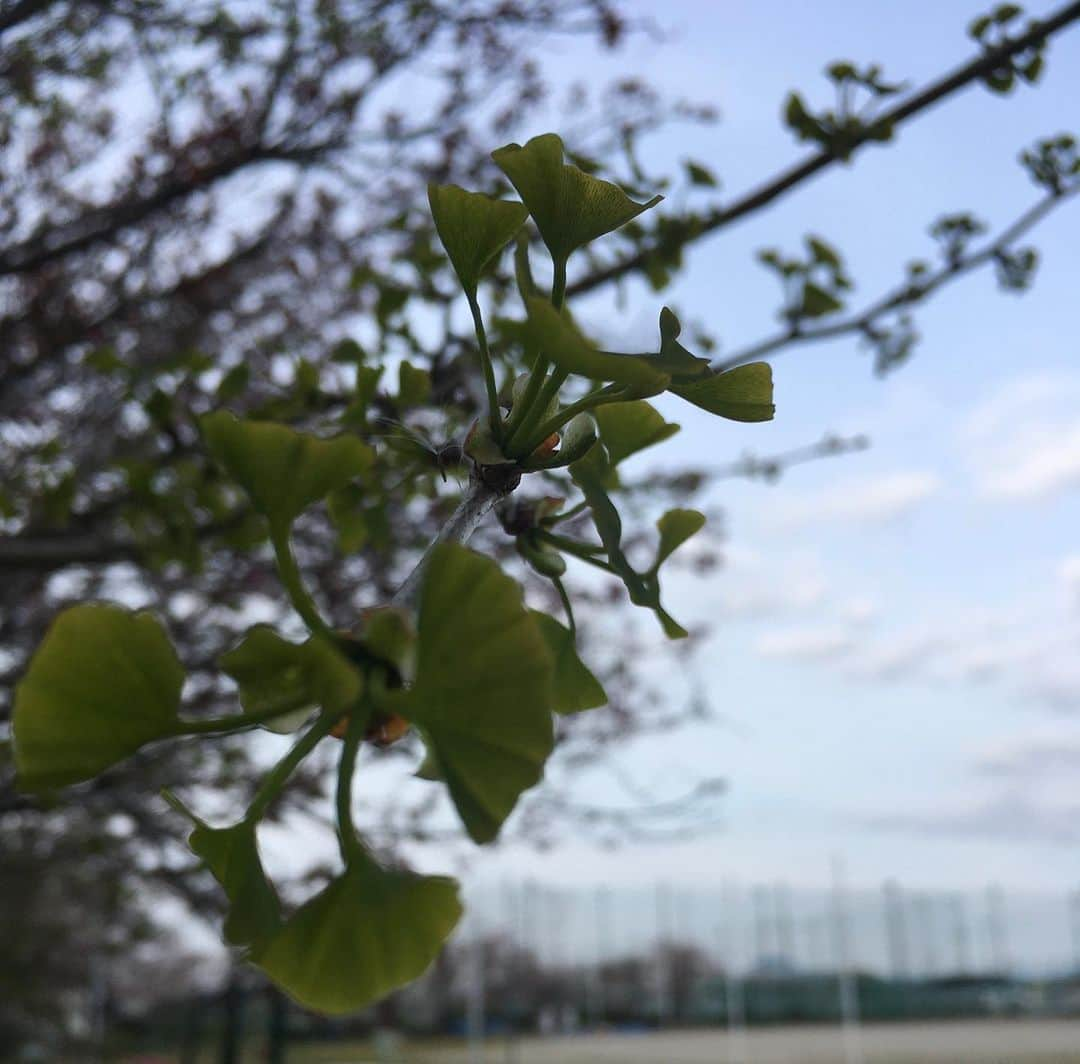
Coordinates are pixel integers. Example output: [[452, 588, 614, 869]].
[[551, 258, 567, 309], [522, 383, 625, 455], [537, 530, 616, 575], [551, 500, 589, 525], [503, 254, 568, 452], [539, 530, 606, 556], [335, 706, 367, 865], [553, 575, 576, 636], [506, 367, 568, 459], [270, 524, 333, 639], [467, 293, 503, 443], [246, 712, 337, 822], [173, 693, 312, 736], [502, 351, 549, 450]]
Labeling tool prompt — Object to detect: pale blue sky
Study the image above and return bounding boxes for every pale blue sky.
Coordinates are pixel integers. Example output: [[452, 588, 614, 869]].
[[450, 0, 1080, 895]]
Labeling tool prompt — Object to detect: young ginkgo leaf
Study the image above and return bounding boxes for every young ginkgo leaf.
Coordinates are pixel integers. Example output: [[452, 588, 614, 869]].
[[654, 307, 713, 379], [13, 605, 184, 790], [200, 411, 374, 532], [428, 183, 529, 296], [164, 792, 281, 951], [570, 447, 703, 639], [520, 298, 669, 395], [492, 133, 662, 268], [254, 852, 462, 1014], [384, 544, 555, 844], [670, 363, 775, 422], [652, 509, 707, 574], [530, 611, 607, 714], [220, 627, 362, 733], [594, 401, 680, 468]]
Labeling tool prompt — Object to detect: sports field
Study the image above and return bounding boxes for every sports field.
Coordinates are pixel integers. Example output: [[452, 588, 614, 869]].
[[292, 1019, 1080, 1063]]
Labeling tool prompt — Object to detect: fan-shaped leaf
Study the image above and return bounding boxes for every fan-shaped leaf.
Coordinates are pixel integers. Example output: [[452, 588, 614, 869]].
[[200, 412, 373, 532], [255, 853, 462, 1014], [530, 611, 606, 715], [520, 298, 669, 395], [652, 509, 706, 573], [652, 308, 712, 379], [13, 605, 184, 789], [594, 401, 680, 467], [671, 363, 774, 422], [570, 447, 698, 639], [387, 545, 555, 843], [220, 627, 362, 733], [428, 184, 529, 295], [492, 133, 661, 266], [165, 793, 281, 950]]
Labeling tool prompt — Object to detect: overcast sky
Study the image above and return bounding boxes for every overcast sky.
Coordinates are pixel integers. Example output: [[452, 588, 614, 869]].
[[440, 0, 1080, 899]]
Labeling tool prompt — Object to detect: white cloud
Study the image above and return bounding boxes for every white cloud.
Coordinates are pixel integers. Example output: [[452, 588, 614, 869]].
[[844, 633, 949, 684], [1017, 664, 1080, 714], [838, 597, 878, 624], [975, 734, 1080, 779], [980, 423, 1080, 499], [708, 546, 828, 619], [756, 625, 854, 662], [965, 373, 1080, 501], [865, 793, 1080, 845], [1061, 556, 1080, 603], [766, 470, 941, 529]]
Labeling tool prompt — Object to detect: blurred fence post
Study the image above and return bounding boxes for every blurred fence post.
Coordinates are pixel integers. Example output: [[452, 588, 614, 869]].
[[1070, 889, 1080, 973], [882, 880, 909, 980], [266, 985, 287, 1064], [221, 977, 245, 1064], [467, 925, 485, 1064], [831, 857, 863, 1064], [721, 881, 749, 1064], [178, 995, 205, 1064]]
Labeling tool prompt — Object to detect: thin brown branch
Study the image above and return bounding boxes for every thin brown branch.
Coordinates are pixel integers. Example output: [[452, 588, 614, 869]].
[[710, 432, 871, 481], [568, 0, 1080, 299], [0, 0, 55, 34], [0, 141, 329, 278], [713, 183, 1079, 373], [0, 511, 249, 571]]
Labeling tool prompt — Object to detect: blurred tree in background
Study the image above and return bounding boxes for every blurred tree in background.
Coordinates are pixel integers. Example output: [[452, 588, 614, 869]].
[[1, 0, 1077, 1051]]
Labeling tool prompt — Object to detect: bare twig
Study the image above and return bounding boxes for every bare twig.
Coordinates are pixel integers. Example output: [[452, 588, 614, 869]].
[[714, 184, 1079, 372], [568, 0, 1080, 298]]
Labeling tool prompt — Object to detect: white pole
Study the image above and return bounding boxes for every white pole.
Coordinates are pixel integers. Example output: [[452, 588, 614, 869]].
[[467, 902, 486, 1064], [721, 881, 750, 1064], [831, 856, 864, 1064]]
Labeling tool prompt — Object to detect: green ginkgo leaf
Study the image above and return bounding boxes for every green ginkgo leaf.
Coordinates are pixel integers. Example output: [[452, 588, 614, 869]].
[[594, 401, 680, 467], [652, 509, 707, 573], [671, 363, 775, 422], [520, 298, 669, 396], [428, 184, 529, 296], [13, 605, 184, 789], [254, 852, 462, 1014], [200, 411, 374, 532], [530, 611, 606, 715], [654, 307, 713, 379], [492, 133, 662, 267], [356, 606, 417, 682], [386, 544, 555, 843], [164, 792, 281, 951], [220, 626, 362, 733], [801, 280, 844, 318], [570, 447, 703, 639]]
